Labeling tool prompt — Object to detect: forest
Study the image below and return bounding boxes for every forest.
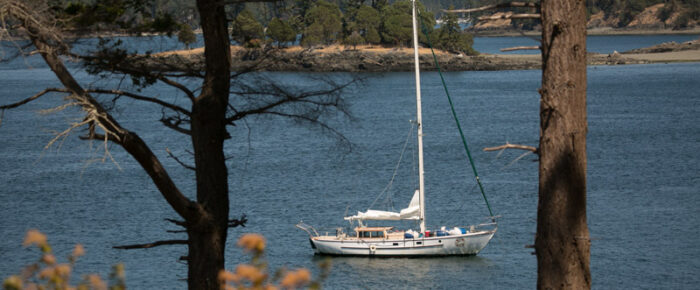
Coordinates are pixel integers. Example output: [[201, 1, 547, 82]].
[[37, 0, 699, 55]]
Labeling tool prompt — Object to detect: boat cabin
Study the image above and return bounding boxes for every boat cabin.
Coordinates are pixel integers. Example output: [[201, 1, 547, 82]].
[[354, 227, 394, 239]]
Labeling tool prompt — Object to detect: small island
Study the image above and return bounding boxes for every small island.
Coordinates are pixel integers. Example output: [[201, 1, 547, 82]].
[[152, 38, 700, 73]]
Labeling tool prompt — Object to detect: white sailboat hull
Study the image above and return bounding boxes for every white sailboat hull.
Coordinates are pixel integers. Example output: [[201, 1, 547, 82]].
[[310, 229, 496, 256]]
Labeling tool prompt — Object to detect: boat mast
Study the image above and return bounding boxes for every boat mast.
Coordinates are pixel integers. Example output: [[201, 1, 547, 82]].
[[411, 0, 426, 234]]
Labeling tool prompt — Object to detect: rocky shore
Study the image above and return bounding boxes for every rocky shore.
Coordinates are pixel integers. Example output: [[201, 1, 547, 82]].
[[153, 39, 700, 73]]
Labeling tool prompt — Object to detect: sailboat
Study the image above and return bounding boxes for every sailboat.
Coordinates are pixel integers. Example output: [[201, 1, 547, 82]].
[[296, 0, 497, 256]]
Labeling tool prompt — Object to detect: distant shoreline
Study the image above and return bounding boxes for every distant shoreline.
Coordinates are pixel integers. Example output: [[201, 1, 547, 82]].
[[151, 40, 700, 73], [472, 27, 700, 37]]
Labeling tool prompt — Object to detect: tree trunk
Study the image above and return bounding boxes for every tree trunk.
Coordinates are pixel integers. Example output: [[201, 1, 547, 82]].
[[536, 0, 591, 289], [186, 1, 232, 289]]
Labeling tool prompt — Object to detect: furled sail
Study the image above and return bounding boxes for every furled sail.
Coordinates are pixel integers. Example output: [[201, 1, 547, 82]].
[[345, 190, 420, 221], [399, 189, 420, 219]]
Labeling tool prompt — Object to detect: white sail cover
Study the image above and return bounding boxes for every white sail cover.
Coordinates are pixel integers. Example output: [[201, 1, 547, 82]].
[[345, 190, 421, 221]]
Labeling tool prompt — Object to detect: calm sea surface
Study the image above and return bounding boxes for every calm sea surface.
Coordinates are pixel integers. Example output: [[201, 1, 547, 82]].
[[1, 36, 699, 289]]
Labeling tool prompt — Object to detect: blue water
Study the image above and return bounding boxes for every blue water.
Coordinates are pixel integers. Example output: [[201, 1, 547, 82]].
[[474, 34, 700, 54], [1, 36, 699, 289]]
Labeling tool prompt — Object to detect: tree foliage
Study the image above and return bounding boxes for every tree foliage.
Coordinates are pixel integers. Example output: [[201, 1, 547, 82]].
[[231, 9, 265, 47], [380, 0, 434, 47], [178, 24, 197, 49], [344, 30, 365, 49], [355, 5, 381, 44], [432, 10, 477, 55], [302, 0, 343, 46], [266, 17, 297, 48]]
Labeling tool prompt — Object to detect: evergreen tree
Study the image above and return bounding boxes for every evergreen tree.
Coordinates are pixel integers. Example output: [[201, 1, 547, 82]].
[[344, 30, 365, 49], [177, 24, 197, 50], [381, 8, 412, 46], [380, 1, 433, 47], [433, 10, 477, 55], [301, 23, 325, 47], [267, 17, 297, 48], [302, 0, 343, 46], [231, 9, 264, 47], [355, 5, 381, 44], [365, 26, 381, 44]]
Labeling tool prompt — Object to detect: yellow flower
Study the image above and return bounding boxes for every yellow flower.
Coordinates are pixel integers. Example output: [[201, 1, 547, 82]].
[[55, 264, 71, 278], [42, 254, 56, 265], [237, 234, 266, 253], [23, 229, 47, 247], [112, 263, 125, 279], [86, 274, 107, 290], [280, 269, 311, 289], [235, 264, 266, 284], [38, 267, 54, 279], [72, 244, 85, 257], [2, 275, 23, 290], [218, 270, 238, 282]]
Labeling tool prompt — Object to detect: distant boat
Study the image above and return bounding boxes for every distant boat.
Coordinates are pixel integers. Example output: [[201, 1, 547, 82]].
[[297, 0, 497, 257]]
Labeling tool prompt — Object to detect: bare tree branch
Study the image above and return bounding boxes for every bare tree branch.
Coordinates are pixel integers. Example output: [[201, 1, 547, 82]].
[[82, 50, 197, 102], [226, 77, 357, 124], [166, 147, 195, 170], [160, 114, 192, 135], [0, 88, 70, 110], [260, 111, 351, 147], [444, 2, 539, 13], [165, 218, 187, 227], [158, 75, 196, 101], [113, 239, 188, 250], [87, 89, 191, 116], [228, 214, 247, 228]]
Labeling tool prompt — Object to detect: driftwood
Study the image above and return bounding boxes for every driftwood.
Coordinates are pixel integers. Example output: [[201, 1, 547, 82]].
[[501, 46, 541, 52], [444, 2, 539, 13], [483, 142, 538, 153], [478, 13, 541, 21]]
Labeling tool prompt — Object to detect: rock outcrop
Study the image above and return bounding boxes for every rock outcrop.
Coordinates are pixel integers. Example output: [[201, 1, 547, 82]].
[[623, 39, 700, 54]]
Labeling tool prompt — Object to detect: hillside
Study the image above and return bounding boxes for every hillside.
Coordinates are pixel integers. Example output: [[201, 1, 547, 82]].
[[461, 1, 699, 33]]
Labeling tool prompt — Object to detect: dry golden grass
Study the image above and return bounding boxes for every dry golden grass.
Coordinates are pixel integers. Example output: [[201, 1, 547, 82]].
[[155, 44, 452, 57]]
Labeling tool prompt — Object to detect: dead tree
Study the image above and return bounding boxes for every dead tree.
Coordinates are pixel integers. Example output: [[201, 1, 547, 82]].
[[447, 1, 591, 288], [0, 1, 353, 289]]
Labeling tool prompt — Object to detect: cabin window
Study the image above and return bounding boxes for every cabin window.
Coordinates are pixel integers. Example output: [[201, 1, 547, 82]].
[[416, 242, 422, 245], [358, 230, 386, 238], [393, 243, 399, 246]]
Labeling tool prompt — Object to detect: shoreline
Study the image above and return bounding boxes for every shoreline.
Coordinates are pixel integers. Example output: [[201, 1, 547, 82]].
[[472, 27, 700, 37], [151, 42, 700, 73]]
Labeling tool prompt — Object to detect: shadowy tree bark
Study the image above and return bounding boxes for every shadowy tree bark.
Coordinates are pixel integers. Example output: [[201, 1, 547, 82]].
[[0, 0, 353, 289], [537, 0, 590, 288], [447, 1, 591, 288]]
